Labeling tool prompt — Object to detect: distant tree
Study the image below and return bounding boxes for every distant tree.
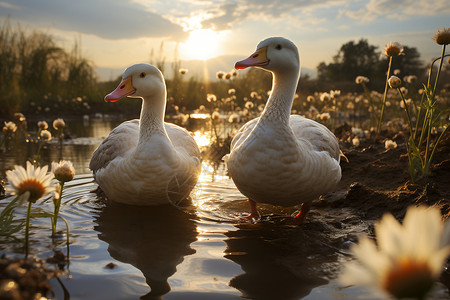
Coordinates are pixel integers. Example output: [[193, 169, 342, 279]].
[[317, 39, 425, 91], [317, 39, 380, 82]]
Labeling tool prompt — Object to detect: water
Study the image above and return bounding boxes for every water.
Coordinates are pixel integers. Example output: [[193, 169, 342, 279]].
[[0, 116, 446, 299]]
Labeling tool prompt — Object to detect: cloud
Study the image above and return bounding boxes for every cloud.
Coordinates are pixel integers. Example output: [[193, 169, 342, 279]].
[[0, 0, 188, 40], [200, 0, 346, 30], [343, 0, 450, 21]]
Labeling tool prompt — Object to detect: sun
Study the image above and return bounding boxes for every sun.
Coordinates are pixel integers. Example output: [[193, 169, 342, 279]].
[[180, 29, 223, 61]]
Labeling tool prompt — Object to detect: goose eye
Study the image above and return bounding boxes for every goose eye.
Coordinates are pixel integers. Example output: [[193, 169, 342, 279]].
[[139, 72, 146, 78], [275, 44, 282, 50]]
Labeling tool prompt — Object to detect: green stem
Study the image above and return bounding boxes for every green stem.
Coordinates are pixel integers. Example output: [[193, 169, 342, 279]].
[[52, 182, 64, 236], [58, 215, 70, 259], [25, 201, 32, 258], [377, 56, 393, 134], [424, 109, 434, 169], [418, 109, 429, 148], [397, 88, 413, 137], [432, 45, 446, 97], [426, 125, 449, 174]]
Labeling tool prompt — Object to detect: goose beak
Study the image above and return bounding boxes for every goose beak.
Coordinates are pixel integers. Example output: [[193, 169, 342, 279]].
[[104, 76, 136, 102], [235, 46, 269, 70]]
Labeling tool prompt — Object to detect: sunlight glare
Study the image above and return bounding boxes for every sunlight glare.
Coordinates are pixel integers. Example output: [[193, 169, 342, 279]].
[[192, 130, 212, 148], [180, 29, 223, 60]]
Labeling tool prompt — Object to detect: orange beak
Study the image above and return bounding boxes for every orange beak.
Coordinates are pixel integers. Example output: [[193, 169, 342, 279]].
[[235, 46, 269, 70], [104, 76, 136, 102]]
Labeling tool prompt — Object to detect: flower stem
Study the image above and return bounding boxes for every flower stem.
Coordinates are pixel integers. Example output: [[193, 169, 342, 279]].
[[52, 182, 64, 236], [377, 56, 392, 134], [25, 201, 32, 258], [432, 45, 446, 97], [58, 215, 70, 259], [397, 88, 413, 137]]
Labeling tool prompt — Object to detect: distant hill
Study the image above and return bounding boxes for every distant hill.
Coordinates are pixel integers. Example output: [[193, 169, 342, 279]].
[[95, 55, 317, 82]]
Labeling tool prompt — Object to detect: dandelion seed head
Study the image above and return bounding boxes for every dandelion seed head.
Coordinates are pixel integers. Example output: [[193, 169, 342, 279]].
[[53, 118, 65, 130], [320, 112, 331, 121], [52, 160, 75, 182], [385, 139, 398, 149], [216, 71, 225, 79], [388, 76, 402, 89], [245, 101, 254, 109], [206, 94, 217, 102], [14, 113, 26, 123], [37, 121, 48, 130], [40, 130, 52, 141], [355, 76, 369, 84], [320, 92, 331, 102], [433, 27, 450, 45], [211, 111, 221, 122], [3, 121, 17, 133], [384, 42, 404, 57]]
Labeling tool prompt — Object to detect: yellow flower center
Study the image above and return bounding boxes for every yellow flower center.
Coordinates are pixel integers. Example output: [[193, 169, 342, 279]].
[[383, 259, 434, 299], [17, 179, 46, 203]]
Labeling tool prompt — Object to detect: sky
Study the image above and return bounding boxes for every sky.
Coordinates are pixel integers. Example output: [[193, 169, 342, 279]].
[[1, 0, 449, 81]]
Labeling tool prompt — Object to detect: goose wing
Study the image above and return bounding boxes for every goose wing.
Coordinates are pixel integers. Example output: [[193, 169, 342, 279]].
[[289, 115, 340, 162], [89, 119, 139, 173]]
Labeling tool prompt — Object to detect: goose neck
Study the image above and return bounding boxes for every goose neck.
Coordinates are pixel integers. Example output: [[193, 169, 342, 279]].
[[138, 91, 167, 142], [260, 70, 299, 124]]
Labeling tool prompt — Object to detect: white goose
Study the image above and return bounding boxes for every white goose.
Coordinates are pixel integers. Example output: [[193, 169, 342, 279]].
[[228, 37, 342, 223], [90, 64, 201, 205]]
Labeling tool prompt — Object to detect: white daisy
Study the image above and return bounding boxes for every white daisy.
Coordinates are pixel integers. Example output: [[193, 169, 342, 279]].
[[6, 161, 55, 203], [340, 206, 450, 299]]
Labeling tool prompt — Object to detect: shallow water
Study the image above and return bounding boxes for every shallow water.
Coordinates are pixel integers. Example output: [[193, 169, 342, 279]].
[[0, 116, 447, 300]]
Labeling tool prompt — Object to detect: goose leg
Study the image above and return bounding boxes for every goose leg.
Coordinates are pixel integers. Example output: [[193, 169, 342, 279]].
[[239, 199, 260, 221], [292, 202, 311, 224]]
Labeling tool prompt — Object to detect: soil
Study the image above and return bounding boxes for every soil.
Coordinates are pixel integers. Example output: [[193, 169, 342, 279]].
[[326, 122, 450, 223]]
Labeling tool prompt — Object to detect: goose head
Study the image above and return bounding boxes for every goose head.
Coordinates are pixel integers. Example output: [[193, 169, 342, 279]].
[[235, 37, 300, 75], [105, 64, 166, 102]]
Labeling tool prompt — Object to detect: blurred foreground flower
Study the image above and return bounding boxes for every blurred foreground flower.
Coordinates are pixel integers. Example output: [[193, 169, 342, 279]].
[[6, 161, 55, 257], [340, 206, 450, 300]]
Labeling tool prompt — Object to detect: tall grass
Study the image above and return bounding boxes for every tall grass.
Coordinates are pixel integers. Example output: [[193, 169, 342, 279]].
[[0, 19, 100, 118]]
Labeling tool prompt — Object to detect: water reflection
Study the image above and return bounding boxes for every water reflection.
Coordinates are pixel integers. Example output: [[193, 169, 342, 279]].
[[224, 222, 339, 299], [94, 202, 198, 299]]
